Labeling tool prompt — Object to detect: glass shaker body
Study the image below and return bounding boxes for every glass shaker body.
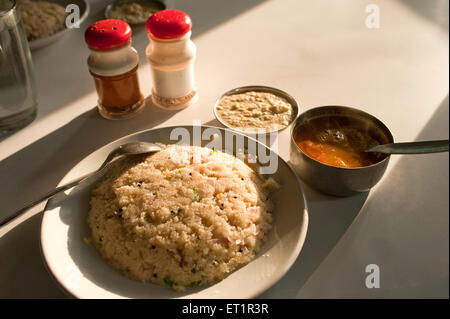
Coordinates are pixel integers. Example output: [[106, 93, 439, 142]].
[[0, 0, 37, 135], [87, 43, 145, 119], [85, 19, 145, 120], [145, 10, 197, 110]]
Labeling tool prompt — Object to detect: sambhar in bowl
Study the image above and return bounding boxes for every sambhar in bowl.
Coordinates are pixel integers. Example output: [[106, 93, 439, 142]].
[[290, 106, 393, 196]]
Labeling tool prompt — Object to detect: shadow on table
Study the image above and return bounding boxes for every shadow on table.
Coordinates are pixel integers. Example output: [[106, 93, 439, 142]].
[[399, 0, 449, 32], [326, 95, 448, 298], [0, 97, 178, 218], [203, 118, 223, 128], [203, 117, 371, 298], [258, 181, 369, 298], [261, 95, 449, 298], [0, 0, 269, 138], [0, 212, 66, 298], [0, 98, 180, 297]]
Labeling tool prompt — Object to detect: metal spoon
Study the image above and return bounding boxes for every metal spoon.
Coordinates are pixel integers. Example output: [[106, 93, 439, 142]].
[[0, 142, 163, 227], [366, 139, 449, 154]]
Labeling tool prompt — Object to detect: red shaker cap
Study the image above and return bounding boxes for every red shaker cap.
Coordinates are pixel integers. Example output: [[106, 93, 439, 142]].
[[146, 9, 192, 40], [85, 19, 132, 51]]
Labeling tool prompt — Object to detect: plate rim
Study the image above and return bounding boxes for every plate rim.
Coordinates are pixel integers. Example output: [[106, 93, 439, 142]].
[[40, 125, 309, 299]]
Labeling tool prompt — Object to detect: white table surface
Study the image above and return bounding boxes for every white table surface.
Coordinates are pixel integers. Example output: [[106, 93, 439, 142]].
[[0, 0, 448, 298]]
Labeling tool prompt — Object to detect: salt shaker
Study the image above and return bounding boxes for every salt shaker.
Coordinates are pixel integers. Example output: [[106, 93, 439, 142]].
[[85, 19, 145, 120], [145, 9, 197, 110]]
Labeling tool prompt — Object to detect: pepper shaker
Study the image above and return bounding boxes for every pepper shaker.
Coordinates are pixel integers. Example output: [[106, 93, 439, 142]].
[[145, 10, 197, 110], [85, 19, 145, 120]]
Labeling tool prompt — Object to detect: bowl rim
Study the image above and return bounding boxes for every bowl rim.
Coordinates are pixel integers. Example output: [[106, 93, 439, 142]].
[[213, 85, 300, 135], [290, 105, 394, 170], [0, 0, 16, 18]]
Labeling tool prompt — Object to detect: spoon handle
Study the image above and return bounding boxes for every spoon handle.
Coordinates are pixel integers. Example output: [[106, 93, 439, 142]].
[[0, 143, 161, 228], [366, 140, 449, 154], [0, 171, 95, 227]]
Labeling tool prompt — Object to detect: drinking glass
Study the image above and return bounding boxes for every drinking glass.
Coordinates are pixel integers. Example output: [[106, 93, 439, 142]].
[[0, 0, 37, 136]]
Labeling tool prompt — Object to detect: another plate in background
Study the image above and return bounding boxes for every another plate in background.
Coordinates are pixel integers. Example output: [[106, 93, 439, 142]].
[[104, 0, 166, 26], [26, 0, 89, 51]]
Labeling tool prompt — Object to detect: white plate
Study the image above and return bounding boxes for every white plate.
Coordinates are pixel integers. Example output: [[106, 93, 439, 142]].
[[40, 126, 308, 299]]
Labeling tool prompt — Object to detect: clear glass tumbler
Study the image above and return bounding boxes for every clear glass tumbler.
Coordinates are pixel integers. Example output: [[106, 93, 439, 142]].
[[0, 0, 37, 136]]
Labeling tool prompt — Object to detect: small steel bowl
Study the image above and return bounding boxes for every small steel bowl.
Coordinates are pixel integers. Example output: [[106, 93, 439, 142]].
[[213, 85, 300, 135], [290, 105, 394, 196], [105, 0, 165, 26]]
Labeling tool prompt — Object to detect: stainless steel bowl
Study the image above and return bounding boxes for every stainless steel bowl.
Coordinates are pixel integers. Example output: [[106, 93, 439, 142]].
[[289, 105, 394, 196], [213, 85, 300, 135]]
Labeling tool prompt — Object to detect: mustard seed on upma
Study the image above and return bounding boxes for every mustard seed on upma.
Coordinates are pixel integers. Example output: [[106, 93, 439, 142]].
[[88, 145, 276, 291]]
